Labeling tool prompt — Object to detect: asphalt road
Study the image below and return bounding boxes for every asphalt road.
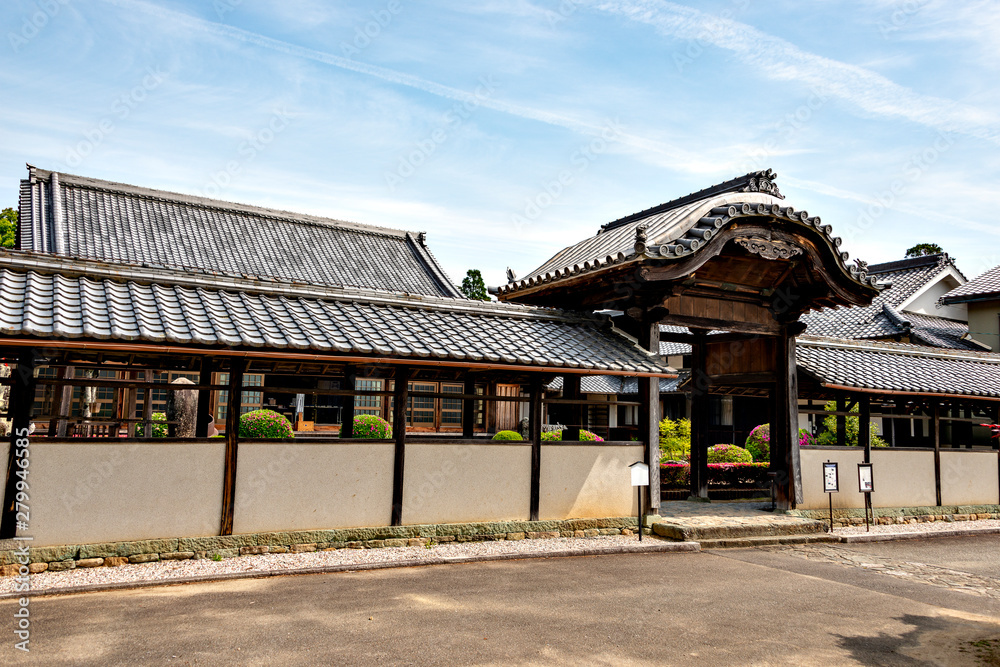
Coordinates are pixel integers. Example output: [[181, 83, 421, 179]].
[[2, 535, 999, 666]]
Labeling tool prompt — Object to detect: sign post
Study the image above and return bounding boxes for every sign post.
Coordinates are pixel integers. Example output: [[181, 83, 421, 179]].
[[858, 463, 874, 531], [630, 461, 650, 542], [823, 461, 838, 533]]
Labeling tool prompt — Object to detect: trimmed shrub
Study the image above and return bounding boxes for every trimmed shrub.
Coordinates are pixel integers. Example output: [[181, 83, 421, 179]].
[[707, 444, 753, 463], [492, 430, 523, 441], [659, 417, 691, 462], [661, 463, 690, 487], [541, 429, 604, 441], [133, 412, 168, 438], [342, 414, 392, 439], [745, 424, 770, 462], [239, 409, 294, 439]]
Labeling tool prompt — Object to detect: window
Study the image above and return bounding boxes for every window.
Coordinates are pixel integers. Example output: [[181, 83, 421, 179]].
[[441, 384, 463, 426], [215, 373, 265, 421], [408, 382, 437, 425], [354, 379, 384, 416]]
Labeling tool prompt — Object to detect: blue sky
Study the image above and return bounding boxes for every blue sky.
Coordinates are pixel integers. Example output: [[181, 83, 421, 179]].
[[2, 0, 998, 290]]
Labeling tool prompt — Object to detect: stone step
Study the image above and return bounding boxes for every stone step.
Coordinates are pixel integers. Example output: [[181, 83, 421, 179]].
[[652, 518, 828, 542], [698, 534, 839, 549]]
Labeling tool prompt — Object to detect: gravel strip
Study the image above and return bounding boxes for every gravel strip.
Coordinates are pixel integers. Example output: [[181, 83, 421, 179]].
[[833, 518, 1000, 535], [0, 535, 683, 597]]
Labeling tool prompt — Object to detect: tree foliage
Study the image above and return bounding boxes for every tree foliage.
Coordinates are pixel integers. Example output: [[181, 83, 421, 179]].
[[460, 269, 489, 301], [905, 243, 943, 258], [816, 401, 889, 447], [0, 208, 16, 248], [659, 417, 691, 462]]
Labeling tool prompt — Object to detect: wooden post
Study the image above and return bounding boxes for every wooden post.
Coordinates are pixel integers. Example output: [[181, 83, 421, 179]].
[[932, 402, 942, 507], [836, 393, 847, 448], [340, 365, 356, 438], [462, 374, 476, 438], [219, 357, 245, 536], [142, 370, 153, 438], [859, 394, 871, 461], [529, 376, 542, 521], [391, 367, 411, 526], [689, 330, 710, 500], [1, 352, 37, 538], [563, 375, 582, 441], [195, 358, 215, 438], [637, 318, 661, 515], [774, 324, 804, 508], [48, 365, 73, 437]]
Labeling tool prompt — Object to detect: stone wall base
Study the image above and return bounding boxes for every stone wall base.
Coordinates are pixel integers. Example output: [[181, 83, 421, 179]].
[[787, 505, 1000, 527], [0, 517, 642, 575]]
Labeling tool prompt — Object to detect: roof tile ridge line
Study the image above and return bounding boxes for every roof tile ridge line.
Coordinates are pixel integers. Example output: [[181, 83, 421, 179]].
[[0, 251, 599, 323], [28, 166, 412, 240], [49, 172, 65, 255], [404, 232, 463, 299], [797, 335, 1000, 363]]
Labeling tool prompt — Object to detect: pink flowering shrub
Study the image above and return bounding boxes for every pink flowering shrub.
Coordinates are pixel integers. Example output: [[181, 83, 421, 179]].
[[541, 429, 604, 442], [745, 425, 816, 461], [341, 414, 392, 439], [239, 409, 295, 439]]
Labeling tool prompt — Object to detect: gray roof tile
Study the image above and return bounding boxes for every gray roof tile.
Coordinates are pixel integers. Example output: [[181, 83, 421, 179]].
[[19, 166, 462, 299], [0, 256, 669, 376], [941, 264, 1000, 303]]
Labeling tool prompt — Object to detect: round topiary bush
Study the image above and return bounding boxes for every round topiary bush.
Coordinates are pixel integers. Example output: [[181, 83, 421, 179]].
[[540, 429, 604, 442], [239, 409, 295, 439], [133, 412, 168, 438], [707, 444, 753, 463], [745, 424, 770, 462], [342, 414, 392, 439], [492, 430, 523, 441]]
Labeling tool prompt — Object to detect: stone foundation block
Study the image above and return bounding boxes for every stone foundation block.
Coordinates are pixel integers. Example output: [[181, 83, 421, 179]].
[[28, 562, 47, 573], [104, 557, 128, 567], [584, 529, 600, 537], [49, 560, 76, 571], [291, 543, 317, 553], [268, 547, 288, 554], [77, 558, 104, 568], [0, 564, 21, 577], [129, 554, 159, 564], [160, 552, 195, 561], [407, 538, 428, 547], [240, 546, 269, 556]]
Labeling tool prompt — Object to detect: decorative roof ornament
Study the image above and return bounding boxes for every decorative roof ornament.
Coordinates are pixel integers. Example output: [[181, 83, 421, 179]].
[[506, 267, 517, 282], [742, 169, 782, 198], [734, 236, 803, 261], [634, 224, 648, 255]]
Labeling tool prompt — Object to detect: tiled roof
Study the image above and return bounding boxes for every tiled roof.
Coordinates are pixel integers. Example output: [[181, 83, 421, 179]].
[[659, 324, 692, 356], [801, 254, 979, 350], [18, 166, 462, 298], [941, 264, 1000, 303], [495, 171, 879, 298], [547, 375, 681, 394], [796, 335, 1000, 398], [0, 252, 669, 375]]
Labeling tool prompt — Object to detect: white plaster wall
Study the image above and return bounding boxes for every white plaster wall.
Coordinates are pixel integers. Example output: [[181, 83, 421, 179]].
[[402, 444, 531, 525], [234, 443, 394, 534], [800, 448, 866, 510], [969, 303, 999, 351], [23, 443, 225, 546], [940, 451, 999, 506], [870, 449, 936, 508], [538, 445, 643, 520]]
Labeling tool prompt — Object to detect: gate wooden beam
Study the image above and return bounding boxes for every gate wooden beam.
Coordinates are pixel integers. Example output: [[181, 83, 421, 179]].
[[529, 376, 542, 521], [391, 367, 411, 526], [1, 352, 37, 539], [220, 357, 245, 536]]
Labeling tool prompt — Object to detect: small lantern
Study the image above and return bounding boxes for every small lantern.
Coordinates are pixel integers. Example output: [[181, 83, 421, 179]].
[[629, 461, 650, 487]]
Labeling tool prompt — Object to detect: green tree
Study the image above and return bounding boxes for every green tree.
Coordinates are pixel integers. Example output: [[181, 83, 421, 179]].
[[816, 401, 888, 447], [0, 208, 16, 248], [905, 243, 943, 258], [460, 269, 489, 301], [659, 417, 691, 462]]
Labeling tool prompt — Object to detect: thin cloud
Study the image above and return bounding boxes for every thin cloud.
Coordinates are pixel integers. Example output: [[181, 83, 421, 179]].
[[587, 0, 1000, 145]]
